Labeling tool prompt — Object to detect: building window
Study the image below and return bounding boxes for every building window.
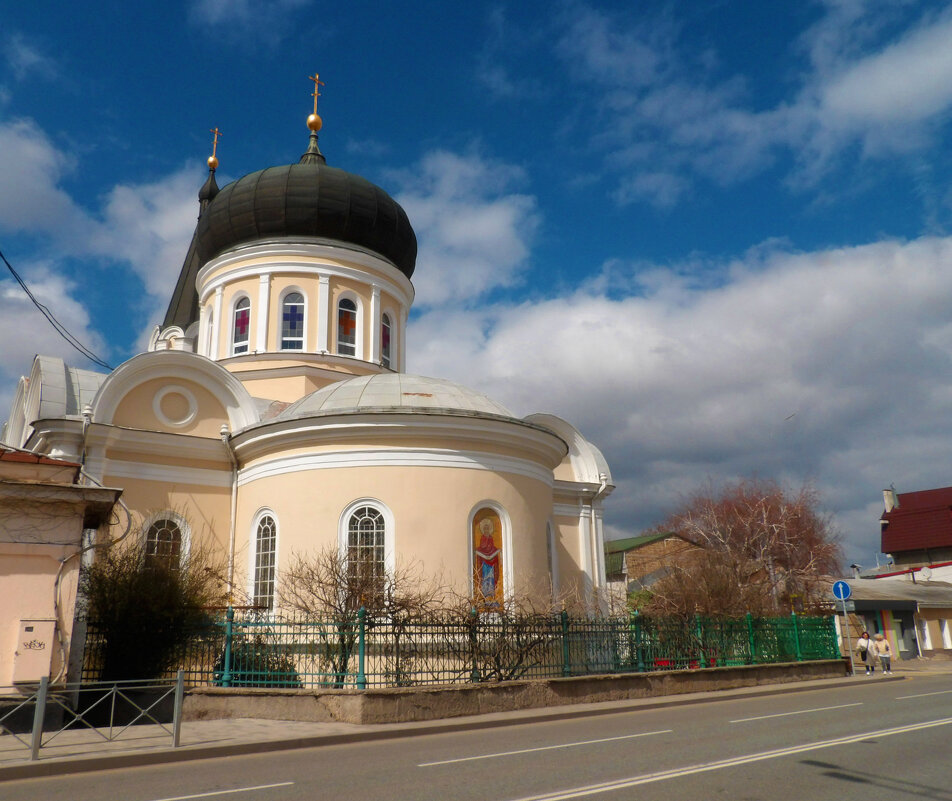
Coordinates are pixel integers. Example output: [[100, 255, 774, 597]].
[[281, 292, 305, 350], [473, 508, 503, 610], [347, 506, 387, 584], [337, 298, 357, 356], [381, 313, 392, 369], [253, 515, 277, 610], [145, 517, 183, 569], [232, 297, 250, 355]]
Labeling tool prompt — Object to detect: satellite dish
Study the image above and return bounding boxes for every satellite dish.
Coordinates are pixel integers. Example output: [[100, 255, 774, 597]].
[[920, 567, 933, 581]]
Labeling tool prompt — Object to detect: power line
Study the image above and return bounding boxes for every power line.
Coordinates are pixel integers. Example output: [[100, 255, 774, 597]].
[[0, 246, 113, 371]]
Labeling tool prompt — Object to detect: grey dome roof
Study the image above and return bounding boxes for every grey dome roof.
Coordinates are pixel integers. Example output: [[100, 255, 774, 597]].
[[277, 374, 515, 421], [194, 156, 417, 277]]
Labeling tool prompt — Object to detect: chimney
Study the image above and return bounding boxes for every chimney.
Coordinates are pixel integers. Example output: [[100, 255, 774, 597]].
[[883, 487, 898, 513]]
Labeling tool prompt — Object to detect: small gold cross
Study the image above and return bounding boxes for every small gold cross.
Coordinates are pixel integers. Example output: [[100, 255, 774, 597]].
[[308, 73, 325, 115]]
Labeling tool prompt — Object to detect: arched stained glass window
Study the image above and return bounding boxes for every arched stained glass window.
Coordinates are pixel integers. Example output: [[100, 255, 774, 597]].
[[253, 515, 277, 610], [145, 517, 183, 570], [473, 508, 503, 610], [281, 292, 304, 350], [232, 297, 251, 355], [381, 313, 392, 369], [337, 298, 357, 357]]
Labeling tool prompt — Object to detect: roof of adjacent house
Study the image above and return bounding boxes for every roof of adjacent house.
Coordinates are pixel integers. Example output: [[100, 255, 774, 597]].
[[603, 532, 697, 577], [843, 576, 952, 610], [0, 444, 79, 468], [881, 486, 952, 554]]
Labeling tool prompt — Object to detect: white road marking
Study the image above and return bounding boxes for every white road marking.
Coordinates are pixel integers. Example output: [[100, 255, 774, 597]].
[[500, 716, 952, 801], [148, 783, 294, 801], [418, 730, 672, 767], [730, 702, 862, 723], [895, 688, 952, 700]]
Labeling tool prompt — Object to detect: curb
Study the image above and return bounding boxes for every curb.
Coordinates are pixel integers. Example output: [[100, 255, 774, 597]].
[[0, 674, 903, 782]]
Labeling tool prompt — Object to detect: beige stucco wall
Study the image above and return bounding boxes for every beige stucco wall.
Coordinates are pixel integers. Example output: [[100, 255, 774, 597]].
[[0, 544, 79, 686], [110, 377, 230, 437], [99, 475, 231, 557], [234, 464, 555, 603]]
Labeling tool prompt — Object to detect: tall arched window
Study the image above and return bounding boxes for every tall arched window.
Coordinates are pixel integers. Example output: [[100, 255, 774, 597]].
[[232, 297, 251, 355], [253, 514, 277, 610], [145, 516, 184, 570], [347, 506, 387, 582], [337, 297, 357, 356], [381, 313, 392, 369], [281, 292, 304, 350]]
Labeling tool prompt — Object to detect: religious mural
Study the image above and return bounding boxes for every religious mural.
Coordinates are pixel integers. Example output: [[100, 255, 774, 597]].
[[472, 507, 503, 609]]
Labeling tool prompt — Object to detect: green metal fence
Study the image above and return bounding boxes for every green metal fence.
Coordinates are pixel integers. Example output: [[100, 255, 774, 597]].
[[81, 610, 839, 689]]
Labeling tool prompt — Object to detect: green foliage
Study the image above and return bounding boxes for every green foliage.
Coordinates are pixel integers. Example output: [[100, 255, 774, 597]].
[[81, 543, 226, 681]]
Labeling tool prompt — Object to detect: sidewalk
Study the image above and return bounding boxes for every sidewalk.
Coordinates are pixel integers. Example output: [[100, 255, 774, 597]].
[[0, 668, 943, 783]]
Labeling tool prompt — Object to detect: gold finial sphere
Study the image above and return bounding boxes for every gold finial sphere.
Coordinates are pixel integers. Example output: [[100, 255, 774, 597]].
[[207, 155, 219, 170], [307, 113, 323, 132]]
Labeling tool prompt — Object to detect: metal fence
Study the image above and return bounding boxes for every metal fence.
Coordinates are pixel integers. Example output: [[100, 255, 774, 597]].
[[0, 674, 184, 760], [81, 610, 839, 689]]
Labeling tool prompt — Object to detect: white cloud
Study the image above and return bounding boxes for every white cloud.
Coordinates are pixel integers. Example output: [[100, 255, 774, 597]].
[[3, 33, 56, 81], [188, 0, 311, 45], [0, 267, 107, 417], [394, 150, 539, 306], [0, 119, 90, 236], [556, 3, 952, 204], [409, 235, 952, 563]]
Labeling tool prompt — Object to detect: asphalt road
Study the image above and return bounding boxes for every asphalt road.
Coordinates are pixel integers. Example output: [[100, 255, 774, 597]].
[[5, 675, 952, 801]]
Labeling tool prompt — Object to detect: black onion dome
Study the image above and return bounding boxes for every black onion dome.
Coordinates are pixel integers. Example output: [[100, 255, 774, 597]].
[[194, 160, 417, 278]]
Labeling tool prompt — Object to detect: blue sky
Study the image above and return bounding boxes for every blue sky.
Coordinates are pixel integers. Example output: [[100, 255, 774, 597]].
[[4, 1, 952, 566]]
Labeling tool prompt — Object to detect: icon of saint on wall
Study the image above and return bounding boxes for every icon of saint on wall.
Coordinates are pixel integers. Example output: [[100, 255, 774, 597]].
[[473, 509, 502, 609]]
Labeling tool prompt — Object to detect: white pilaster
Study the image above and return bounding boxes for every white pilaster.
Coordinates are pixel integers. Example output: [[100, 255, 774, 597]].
[[212, 286, 224, 360], [399, 308, 408, 372], [317, 275, 330, 352], [198, 303, 209, 357], [370, 285, 381, 363], [256, 274, 270, 353]]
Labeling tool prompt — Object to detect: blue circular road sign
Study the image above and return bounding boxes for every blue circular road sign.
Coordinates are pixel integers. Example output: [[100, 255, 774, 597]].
[[832, 580, 852, 601]]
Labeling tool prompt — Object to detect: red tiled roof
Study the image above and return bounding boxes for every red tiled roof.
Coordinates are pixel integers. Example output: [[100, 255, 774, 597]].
[[881, 486, 952, 553], [0, 445, 80, 468]]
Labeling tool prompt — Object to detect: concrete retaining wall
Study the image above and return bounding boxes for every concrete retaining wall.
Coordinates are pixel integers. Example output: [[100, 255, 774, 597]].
[[184, 660, 847, 725]]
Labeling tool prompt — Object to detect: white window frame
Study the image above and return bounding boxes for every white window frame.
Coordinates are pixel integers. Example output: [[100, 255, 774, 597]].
[[335, 292, 364, 359], [467, 501, 513, 607], [278, 288, 307, 352], [249, 508, 279, 611], [380, 311, 394, 369], [142, 510, 191, 569], [231, 294, 252, 356], [338, 498, 395, 577]]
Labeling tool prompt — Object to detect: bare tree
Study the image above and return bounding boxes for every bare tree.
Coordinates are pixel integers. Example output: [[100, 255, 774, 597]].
[[643, 478, 841, 617], [280, 547, 447, 686]]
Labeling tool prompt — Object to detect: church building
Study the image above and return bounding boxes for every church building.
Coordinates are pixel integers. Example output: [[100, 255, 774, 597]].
[[2, 90, 613, 612]]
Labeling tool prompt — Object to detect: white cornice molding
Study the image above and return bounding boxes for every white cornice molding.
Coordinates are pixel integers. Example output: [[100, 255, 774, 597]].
[[197, 241, 414, 308], [238, 447, 554, 487], [83, 423, 230, 463], [102, 458, 232, 488], [232, 412, 567, 467], [222, 353, 389, 379], [553, 503, 583, 519]]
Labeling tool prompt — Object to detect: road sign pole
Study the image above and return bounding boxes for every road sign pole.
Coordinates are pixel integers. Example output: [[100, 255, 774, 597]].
[[841, 596, 854, 675]]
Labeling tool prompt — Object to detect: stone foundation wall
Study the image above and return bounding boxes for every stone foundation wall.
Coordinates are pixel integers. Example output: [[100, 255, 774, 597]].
[[184, 659, 847, 725]]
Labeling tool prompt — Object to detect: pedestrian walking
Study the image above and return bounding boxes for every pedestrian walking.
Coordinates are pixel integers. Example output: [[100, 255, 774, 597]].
[[874, 633, 892, 674], [856, 631, 873, 674]]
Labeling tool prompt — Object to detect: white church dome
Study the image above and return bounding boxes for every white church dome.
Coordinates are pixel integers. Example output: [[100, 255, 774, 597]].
[[277, 373, 516, 420]]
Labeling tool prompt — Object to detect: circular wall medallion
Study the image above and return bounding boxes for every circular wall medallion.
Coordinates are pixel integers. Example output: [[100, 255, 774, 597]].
[[153, 385, 198, 428]]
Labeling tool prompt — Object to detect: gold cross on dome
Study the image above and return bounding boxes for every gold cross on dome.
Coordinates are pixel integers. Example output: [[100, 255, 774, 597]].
[[308, 73, 325, 114], [209, 127, 222, 159]]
